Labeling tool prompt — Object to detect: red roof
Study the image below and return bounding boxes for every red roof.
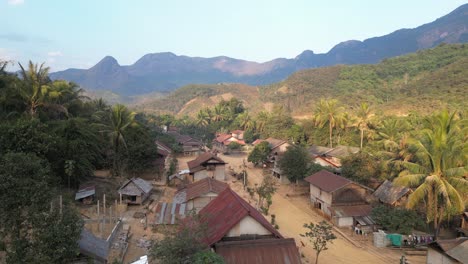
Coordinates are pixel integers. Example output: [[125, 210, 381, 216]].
[[304, 170, 351, 192], [187, 153, 226, 172], [199, 188, 283, 246], [175, 177, 228, 203], [215, 238, 301, 264], [214, 133, 233, 143]]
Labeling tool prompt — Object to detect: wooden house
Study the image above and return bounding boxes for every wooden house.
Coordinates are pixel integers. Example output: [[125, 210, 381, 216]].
[[154, 140, 173, 175], [427, 238, 468, 264], [173, 177, 228, 213], [187, 153, 227, 181], [167, 131, 203, 156], [118, 178, 152, 205], [308, 145, 359, 173], [304, 170, 374, 227], [373, 180, 411, 207], [212, 132, 246, 154]]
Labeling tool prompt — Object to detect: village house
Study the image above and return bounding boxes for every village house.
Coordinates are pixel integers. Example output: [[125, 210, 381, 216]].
[[75, 184, 96, 204], [187, 152, 227, 181], [252, 138, 292, 183], [308, 145, 360, 173], [212, 130, 246, 154], [427, 237, 468, 264], [118, 178, 152, 205], [173, 177, 228, 213], [197, 187, 302, 263], [154, 140, 173, 175], [373, 180, 412, 207], [304, 170, 374, 228], [167, 130, 204, 156]]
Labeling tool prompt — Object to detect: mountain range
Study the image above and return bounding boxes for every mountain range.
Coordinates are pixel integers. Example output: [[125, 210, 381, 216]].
[[50, 4, 468, 96]]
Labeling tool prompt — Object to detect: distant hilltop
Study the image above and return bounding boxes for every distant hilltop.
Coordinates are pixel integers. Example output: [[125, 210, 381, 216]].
[[50, 4, 468, 96]]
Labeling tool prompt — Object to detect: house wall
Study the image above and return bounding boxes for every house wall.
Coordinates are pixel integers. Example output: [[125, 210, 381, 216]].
[[187, 192, 218, 213], [309, 185, 333, 216], [214, 165, 225, 181], [333, 216, 354, 227], [225, 216, 272, 237], [426, 248, 458, 264], [194, 170, 208, 181]]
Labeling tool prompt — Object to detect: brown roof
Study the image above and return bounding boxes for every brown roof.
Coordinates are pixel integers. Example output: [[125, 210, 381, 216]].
[[373, 180, 411, 205], [304, 170, 351, 192], [187, 152, 226, 173], [265, 138, 287, 150], [214, 133, 233, 143], [118, 178, 152, 196], [215, 238, 302, 264], [174, 177, 228, 203], [155, 140, 172, 156], [198, 188, 283, 246], [429, 238, 468, 263], [330, 204, 373, 217]]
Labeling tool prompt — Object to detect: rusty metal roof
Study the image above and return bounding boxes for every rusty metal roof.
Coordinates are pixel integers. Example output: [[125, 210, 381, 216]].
[[187, 152, 226, 172], [304, 170, 351, 192], [215, 238, 302, 264], [199, 188, 283, 246], [330, 204, 373, 217], [373, 180, 411, 205], [174, 177, 228, 203]]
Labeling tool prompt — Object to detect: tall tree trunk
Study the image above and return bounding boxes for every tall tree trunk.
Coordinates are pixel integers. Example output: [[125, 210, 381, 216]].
[[360, 129, 364, 150], [315, 251, 320, 264], [329, 121, 333, 148]]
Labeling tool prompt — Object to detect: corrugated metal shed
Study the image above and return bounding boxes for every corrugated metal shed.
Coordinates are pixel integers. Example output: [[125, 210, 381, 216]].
[[198, 188, 283, 246], [78, 228, 109, 263], [215, 238, 302, 264], [154, 202, 186, 225], [75, 185, 96, 200]]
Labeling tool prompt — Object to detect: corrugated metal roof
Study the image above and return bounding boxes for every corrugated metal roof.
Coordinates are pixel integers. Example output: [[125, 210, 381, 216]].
[[78, 228, 109, 262], [118, 178, 152, 196], [154, 202, 186, 225], [130, 255, 148, 264], [75, 184, 96, 200], [373, 180, 411, 205], [330, 204, 373, 218], [198, 188, 283, 246], [326, 145, 359, 158], [174, 177, 228, 203], [215, 238, 302, 264], [187, 153, 226, 172], [304, 170, 351, 193], [265, 138, 288, 150]]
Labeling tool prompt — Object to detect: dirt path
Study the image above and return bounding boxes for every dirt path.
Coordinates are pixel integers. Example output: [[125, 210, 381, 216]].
[[218, 153, 425, 264]]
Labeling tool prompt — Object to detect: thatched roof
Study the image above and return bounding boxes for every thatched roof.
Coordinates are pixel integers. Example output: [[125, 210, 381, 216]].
[[118, 178, 152, 196]]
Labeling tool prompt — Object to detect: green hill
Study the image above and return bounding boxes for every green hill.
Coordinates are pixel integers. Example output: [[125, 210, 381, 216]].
[[135, 44, 468, 117]]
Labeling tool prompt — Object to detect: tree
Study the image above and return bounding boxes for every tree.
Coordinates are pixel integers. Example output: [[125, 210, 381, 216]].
[[192, 251, 224, 264], [100, 104, 137, 176], [371, 205, 424, 235], [255, 111, 270, 133], [313, 99, 346, 148], [150, 214, 209, 264], [235, 111, 255, 131], [278, 145, 311, 183], [341, 152, 379, 185], [255, 173, 277, 215], [394, 110, 467, 237], [17, 61, 52, 116], [354, 102, 373, 150], [301, 221, 337, 264], [247, 141, 271, 166]]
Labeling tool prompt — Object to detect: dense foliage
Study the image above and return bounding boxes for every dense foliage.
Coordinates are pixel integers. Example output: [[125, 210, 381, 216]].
[[301, 221, 337, 264], [278, 146, 312, 182], [371, 205, 424, 235]]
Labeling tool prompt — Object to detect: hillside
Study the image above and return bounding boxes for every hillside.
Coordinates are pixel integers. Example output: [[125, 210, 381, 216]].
[[50, 4, 468, 96], [137, 44, 468, 117]]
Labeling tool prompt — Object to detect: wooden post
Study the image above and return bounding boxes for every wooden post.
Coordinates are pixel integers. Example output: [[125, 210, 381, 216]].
[[115, 200, 118, 219], [120, 193, 122, 204], [59, 195, 63, 216], [103, 194, 106, 225], [97, 200, 100, 233]]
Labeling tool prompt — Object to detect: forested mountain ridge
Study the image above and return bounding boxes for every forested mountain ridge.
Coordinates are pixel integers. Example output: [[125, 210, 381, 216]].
[[50, 4, 468, 96], [134, 44, 468, 117]]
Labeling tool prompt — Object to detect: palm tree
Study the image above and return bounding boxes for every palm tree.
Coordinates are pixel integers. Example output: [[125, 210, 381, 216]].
[[102, 104, 137, 176], [313, 99, 345, 148], [354, 102, 373, 150], [236, 111, 255, 131], [255, 111, 270, 133], [18, 61, 52, 116], [195, 108, 211, 127], [394, 110, 467, 237], [212, 104, 227, 122]]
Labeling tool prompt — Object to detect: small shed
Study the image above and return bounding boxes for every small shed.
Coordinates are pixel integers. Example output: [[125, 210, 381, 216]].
[[118, 178, 152, 205], [75, 184, 96, 204], [373, 180, 411, 206], [330, 204, 375, 229]]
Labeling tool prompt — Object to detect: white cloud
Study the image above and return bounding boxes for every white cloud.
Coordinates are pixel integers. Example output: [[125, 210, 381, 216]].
[[47, 51, 62, 57], [0, 48, 15, 61], [7, 0, 25, 6]]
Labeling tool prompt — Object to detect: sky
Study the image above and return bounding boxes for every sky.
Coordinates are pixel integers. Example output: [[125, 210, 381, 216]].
[[1, 0, 466, 71]]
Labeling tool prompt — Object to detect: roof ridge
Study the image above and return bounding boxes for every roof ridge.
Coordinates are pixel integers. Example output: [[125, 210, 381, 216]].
[[228, 188, 251, 213], [208, 177, 213, 191]]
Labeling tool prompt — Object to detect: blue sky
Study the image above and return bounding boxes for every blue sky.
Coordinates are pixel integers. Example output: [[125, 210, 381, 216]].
[[1, 0, 466, 71]]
